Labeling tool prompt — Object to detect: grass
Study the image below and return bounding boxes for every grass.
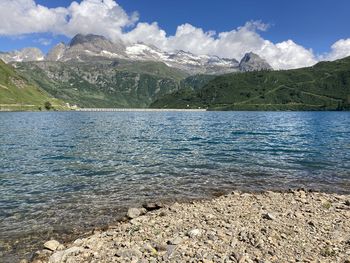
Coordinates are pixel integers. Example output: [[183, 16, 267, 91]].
[[15, 60, 188, 108], [151, 56, 350, 111], [0, 60, 68, 111]]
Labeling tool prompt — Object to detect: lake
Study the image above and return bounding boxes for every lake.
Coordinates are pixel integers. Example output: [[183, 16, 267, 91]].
[[0, 111, 349, 261]]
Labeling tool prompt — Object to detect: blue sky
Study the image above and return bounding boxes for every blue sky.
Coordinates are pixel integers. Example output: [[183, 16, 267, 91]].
[[1, 0, 350, 69], [119, 0, 350, 54]]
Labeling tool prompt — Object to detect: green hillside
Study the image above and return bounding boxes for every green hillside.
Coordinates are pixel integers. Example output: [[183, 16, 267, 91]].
[[15, 59, 188, 108], [151, 56, 350, 111], [0, 60, 66, 111]]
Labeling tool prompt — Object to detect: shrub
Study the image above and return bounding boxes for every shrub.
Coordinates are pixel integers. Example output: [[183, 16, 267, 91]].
[[44, 101, 52, 110]]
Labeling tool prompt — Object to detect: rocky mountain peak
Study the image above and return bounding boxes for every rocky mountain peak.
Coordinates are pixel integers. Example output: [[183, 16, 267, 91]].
[[1, 34, 273, 74], [239, 52, 272, 72], [49, 34, 127, 61], [46, 42, 66, 61], [69, 34, 109, 47], [0, 47, 44, 63]]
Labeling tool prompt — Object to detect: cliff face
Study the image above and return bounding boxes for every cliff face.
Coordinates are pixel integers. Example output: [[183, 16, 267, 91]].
[[239, 52, 273, 72]]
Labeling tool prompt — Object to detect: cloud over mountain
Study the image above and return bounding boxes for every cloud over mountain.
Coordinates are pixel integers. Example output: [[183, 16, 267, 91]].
[[324, 39, 350, 61], [0, 0, 138, 39], [0, 0, 349, 70]]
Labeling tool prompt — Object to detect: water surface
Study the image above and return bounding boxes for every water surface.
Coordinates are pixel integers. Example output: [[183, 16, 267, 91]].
[[0, 111, 349, 261]]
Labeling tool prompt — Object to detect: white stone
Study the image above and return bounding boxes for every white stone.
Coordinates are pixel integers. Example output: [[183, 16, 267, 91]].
[[44, 240, 61, 251]]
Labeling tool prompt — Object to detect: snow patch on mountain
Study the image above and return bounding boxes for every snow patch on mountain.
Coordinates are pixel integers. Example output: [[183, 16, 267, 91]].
[[0, 34, 273, 75]]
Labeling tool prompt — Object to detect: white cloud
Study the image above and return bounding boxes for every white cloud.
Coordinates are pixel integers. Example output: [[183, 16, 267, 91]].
[[259, 40, 317, 69], [323, 38, 350, 61], [123, 22, 167, 47], [0, 0, 138, 41], [124, 21, 317, 69], [0, 0, 67, 35], [35, 38, 52, 46], [60, 0, 138, 41], [0, 0, 348, 69]]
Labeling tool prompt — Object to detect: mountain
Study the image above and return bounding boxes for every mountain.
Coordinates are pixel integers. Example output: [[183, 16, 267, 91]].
[[0, 59, 66, 111], [0, 34, 275, 109], [2, 34, 272, 75], [44, 34, 244, 75], [0, 48, 44, 63], [46, 42, 66, 61], [15, 59, 189, 108], [239, 52, 272, 72], [125, 43, 240, 74], [151, 56, 350, 111], [46, 34, 127, 62]]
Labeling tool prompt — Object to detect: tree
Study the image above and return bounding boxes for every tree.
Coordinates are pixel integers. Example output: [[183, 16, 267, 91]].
[[44, 101, 52, 110]]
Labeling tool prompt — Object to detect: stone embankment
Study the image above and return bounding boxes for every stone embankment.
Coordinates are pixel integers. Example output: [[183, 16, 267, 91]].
[[28, 190, 350, 263]]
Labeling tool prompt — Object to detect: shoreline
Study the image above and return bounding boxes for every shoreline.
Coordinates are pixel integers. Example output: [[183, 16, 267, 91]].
[[1, 108, 350, 113], [27, 189, 350, 263]]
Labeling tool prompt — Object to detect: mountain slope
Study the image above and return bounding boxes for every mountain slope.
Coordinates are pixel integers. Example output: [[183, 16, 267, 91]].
[[15, 59, 189, 108], [151, 56, 350, 111], [0, 60, 65, 111]]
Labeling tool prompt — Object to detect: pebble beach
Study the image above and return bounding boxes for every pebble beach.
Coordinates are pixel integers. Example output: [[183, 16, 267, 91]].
[[27, 189, 350, 263]]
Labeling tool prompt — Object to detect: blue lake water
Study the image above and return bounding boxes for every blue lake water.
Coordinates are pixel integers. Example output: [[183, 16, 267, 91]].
[[0, 111, 350, 261]]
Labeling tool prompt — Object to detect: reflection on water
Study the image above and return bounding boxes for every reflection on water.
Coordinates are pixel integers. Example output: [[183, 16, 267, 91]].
[[0, 111, 349, 261]]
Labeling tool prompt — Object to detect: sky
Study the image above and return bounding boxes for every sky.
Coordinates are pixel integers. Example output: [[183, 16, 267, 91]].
[[1, 0, 350, 69]]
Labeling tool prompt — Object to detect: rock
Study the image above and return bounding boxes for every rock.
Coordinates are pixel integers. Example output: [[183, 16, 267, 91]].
[[49, 247, 83, 263], [31, 249, 53, 260], [127, 208, 146, 219], [308, 221, 316, 227], [49, 251, 65, 263], [159, 211, 167, 217], [25, 191, 350, 262], [238, 52, 272, 72], [233, 252, 247, 262], [56, 244, 65, 251], [345, 200, 350, 206], [116, 248, 142, 259], [188, 229, 202, 238], [154, 242, 167, 252], [262, 213, 276, 221], [73, 238, 84, 246], [166, 245, 177, 258], [43, 240, 61, 251], [143, 202, 163, 211], [143, 243, 157, 254], [294, 212, 304, 218], [168, 237, 183, 245]]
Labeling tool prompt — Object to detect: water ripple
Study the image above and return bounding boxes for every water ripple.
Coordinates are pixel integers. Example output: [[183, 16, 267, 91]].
[[0, 111, 349, 262]]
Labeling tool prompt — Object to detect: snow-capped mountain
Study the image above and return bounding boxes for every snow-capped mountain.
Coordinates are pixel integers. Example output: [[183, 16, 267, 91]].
[[0, 34, 272, 74], [0, 48, 44, 63], [46, 34, 126, 62], [125, 43, 240, 74]]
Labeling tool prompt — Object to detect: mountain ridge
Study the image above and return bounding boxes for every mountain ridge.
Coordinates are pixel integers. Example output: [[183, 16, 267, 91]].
[[0, 34, 272, 75], [151, 56, 350, 111]]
